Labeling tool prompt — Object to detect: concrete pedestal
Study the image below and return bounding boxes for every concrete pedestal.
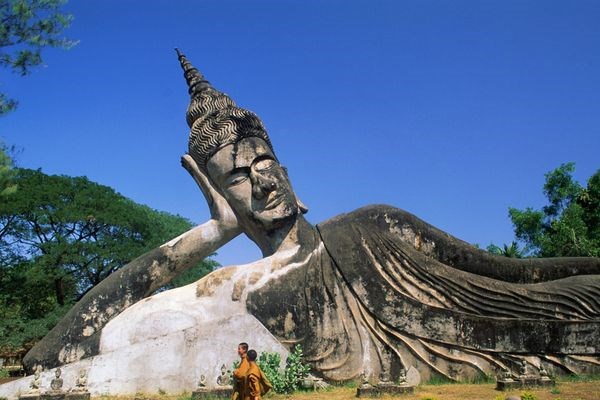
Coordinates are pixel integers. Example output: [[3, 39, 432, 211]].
[[65, 392, 90, 400], [18, 393, 40, 400], [356, 383, 415, 397], [191, 387, 233, 400], [496, 377, 555, 391], [41, 393, 65, 400]]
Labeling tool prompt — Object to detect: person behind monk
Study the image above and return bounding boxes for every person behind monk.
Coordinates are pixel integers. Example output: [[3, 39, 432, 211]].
[[244, 350, 271, 400]]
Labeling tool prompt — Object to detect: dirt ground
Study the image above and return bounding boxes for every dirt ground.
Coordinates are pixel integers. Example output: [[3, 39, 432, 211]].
[[3, 380, 598, 400], [270, 382, 600, 400], [95, 381, 600, 400]]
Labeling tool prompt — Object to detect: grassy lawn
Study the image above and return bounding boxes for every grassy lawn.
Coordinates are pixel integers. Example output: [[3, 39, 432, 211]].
[[267, 381, 599, 400]]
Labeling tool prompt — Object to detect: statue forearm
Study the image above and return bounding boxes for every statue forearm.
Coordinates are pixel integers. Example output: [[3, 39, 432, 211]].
[[23, 221, 241, 371], [148, 219, 241, 292]]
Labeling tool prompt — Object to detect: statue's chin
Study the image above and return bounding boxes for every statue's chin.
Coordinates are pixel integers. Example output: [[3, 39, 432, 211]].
[[252, 204, 299, 233]]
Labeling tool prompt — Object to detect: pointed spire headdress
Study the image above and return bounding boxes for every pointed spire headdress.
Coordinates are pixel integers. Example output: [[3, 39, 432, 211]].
[[176, 49, 274, 171]]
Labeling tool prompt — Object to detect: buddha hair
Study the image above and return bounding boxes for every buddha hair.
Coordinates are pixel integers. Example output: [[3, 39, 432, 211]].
[[176, 49, 275, 171]]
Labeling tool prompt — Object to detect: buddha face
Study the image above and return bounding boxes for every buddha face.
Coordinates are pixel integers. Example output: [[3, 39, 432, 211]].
[[207, 137, 300, 237]]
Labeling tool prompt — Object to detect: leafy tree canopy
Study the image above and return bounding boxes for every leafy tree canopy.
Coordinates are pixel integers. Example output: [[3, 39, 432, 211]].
[[508, 162, 600, 258], [0, 142, 17, 196], [0, 167, 218, 351], [1, 0, 76, 114]]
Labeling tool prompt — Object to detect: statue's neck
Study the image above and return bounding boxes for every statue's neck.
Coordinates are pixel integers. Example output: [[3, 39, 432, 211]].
[[253, 216, 318, 257]]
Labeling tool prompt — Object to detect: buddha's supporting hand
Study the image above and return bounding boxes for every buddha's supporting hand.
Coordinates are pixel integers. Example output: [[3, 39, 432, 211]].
[[181, 153, 241, 238]]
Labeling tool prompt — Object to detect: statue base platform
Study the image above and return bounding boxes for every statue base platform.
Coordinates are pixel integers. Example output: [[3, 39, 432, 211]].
[[496, 377, 555, 391], [191, 387, 233, 400], [19, 393, 40, 400], [356, 383, 415, 397], [66, 392, 90, 400], [41, 392, 66, 400]]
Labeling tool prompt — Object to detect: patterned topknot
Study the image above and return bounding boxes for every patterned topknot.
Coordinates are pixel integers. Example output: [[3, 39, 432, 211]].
[[176, 49, 275, 170]]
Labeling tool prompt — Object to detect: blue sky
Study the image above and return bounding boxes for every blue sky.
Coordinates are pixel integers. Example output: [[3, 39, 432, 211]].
[[2, 0, 599, 267]]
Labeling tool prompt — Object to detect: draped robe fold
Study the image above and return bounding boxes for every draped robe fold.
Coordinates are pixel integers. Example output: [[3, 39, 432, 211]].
[[247, 205, 600, 381]]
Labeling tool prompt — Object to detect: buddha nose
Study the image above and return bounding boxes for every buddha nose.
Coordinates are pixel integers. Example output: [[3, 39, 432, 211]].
[[251, 171, 276, 200]]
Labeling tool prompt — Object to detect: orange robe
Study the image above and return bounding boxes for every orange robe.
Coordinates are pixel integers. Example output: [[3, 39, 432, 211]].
[[244, 362, 271, 400], [232, 355, 249, 400]]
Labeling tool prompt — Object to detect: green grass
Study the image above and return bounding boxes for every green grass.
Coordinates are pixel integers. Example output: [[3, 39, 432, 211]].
[[558, 374, 600, 382], [425, 375, 455, 386], [425, 372, 494, 386]]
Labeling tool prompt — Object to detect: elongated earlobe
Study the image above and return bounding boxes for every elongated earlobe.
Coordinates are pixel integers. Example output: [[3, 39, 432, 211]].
[[281, 165, 308, 214], [297, 197, 309, 214]]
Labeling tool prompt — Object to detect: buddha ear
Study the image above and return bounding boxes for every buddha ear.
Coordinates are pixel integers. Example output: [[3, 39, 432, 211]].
[[281, 164, 308, 214], [297, 197, 309, 214]]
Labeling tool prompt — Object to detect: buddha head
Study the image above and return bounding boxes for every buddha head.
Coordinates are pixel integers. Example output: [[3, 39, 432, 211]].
[[176, 50, 307, 247]]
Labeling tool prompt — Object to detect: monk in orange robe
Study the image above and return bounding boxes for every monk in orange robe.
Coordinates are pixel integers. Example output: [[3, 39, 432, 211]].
[[244, 350, 272, 400], [232, 342, 249, 400]]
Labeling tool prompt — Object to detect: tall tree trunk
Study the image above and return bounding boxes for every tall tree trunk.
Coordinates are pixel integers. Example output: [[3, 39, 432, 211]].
[[54, 278, 65, 306]]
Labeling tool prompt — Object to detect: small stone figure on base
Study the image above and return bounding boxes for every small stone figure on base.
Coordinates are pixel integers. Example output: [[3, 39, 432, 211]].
[[30, 366, 43, 393], [377, 370, 393, 387], [537, 364, 555, 387], [398, 369, 408, 385], [42, 368, 65, 400], [359, 372, 372, 388], [519, 360, 529, 378], [496, 361, 555, 391], [215, 364, 230, 387], [20, 366, 43, 400], [539, 365, 551, 382], [50, 369, 64, 392], [191, 366, 232, 400], [356, 367, 415, 397], [356, 372, 374, 397], [66, 369, 90, 400], [74, 370, 88, 390]]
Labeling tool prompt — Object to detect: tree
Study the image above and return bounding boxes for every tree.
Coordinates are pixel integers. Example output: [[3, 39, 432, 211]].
[[1, 0, 75, 114], [0, 142, 17, 196], [508, 163, 600, 257], [486, 241, 524, 258], [0, 168, 218, 351]]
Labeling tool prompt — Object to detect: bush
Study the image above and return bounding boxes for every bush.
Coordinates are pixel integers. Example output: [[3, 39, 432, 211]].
[[258, 351, 285, 393], [257, 345, 311, 394], [521, 391, 537, 400], [282, 344, 311, 392]]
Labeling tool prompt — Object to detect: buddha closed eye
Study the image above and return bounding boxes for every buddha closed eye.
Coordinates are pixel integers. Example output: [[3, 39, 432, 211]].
[[227, 157, 277, 187]]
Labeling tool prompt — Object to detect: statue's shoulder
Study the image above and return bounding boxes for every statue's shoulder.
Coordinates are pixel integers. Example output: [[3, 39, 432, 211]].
[[317, 204, 424, 233], [316, 204, 458, 265]]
